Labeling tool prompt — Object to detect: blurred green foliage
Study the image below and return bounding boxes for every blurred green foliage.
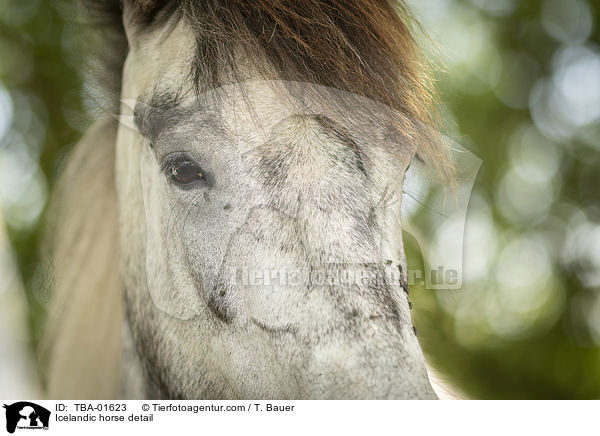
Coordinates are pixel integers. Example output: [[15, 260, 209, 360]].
[[0, 0, 598, 398], [407, 0, 600, 399], [0, 0, 86, 348]]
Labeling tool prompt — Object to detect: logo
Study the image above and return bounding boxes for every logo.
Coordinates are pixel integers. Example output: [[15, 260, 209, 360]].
[[2, 403, 50, 434]]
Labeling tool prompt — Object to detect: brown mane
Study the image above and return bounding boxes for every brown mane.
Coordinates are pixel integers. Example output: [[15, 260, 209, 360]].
[[82, 0, 450, 177]]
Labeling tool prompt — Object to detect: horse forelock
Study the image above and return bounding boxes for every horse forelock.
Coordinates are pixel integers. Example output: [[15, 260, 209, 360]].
[[81, 0, 452, 179]]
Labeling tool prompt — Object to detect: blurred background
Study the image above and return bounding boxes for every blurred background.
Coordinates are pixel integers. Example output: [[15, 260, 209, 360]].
[[0, 0, 599, 399]]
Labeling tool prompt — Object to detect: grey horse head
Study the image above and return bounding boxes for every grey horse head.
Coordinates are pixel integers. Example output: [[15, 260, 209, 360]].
[[112, 1, 439, 399]]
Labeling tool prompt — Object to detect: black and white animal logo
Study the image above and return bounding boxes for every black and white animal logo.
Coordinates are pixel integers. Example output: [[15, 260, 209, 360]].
[[2, 402, 50, 434]]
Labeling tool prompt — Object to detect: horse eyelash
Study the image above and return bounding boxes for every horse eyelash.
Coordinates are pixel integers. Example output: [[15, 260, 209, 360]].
[[159, 153, 201, 177], [160, 153, 190, 174]]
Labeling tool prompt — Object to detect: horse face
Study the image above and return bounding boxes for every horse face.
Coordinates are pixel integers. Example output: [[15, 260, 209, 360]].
[[115, 14, 436, 399]]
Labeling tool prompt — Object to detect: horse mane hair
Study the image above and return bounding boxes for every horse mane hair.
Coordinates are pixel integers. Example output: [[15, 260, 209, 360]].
[[42, 0, 450, 398], [42, 117, 122, 398], [83, 0, 450, 173]]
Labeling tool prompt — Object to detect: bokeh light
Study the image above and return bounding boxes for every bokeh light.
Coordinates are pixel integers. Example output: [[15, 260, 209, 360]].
[[408, 0, 600, 398]]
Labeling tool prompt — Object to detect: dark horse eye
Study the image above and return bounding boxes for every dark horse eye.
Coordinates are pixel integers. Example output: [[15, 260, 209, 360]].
[[170, 160, 204, 186]]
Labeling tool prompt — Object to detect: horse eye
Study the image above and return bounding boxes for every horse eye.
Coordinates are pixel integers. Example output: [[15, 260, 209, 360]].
[[171, 160, 204, 186]]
